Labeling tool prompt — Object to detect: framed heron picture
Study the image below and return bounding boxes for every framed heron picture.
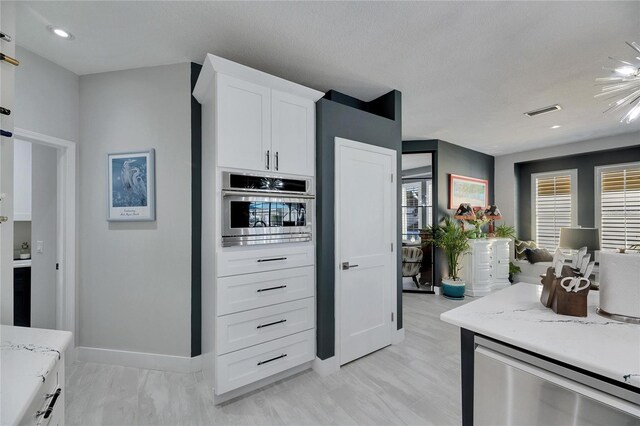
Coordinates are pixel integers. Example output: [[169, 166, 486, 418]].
[[107, 149, 156, 221]]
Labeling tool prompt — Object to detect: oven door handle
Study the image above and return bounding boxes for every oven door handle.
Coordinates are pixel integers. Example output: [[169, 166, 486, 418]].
[[221, 190, 315, 199]]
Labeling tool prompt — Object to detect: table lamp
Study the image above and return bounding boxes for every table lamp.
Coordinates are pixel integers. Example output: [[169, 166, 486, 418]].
[[559, 227, 600, 254], [453, 203, 474, 220], [484, 205, 502, 235]]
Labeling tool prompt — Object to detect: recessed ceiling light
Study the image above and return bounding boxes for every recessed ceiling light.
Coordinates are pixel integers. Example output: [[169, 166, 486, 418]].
[[47, 25, 74, 40], [615, 66, 638, 77], [550, 125, 561, 129]]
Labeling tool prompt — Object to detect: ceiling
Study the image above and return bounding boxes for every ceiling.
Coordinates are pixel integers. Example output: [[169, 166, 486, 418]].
[[13, 1, 640, 156]]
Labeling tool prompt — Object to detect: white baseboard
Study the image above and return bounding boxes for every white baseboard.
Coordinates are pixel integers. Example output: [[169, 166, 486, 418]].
[[212, 362, 311, 404], [312, 356, 340, 376], [76, 346, 202, 373], [392, 327, 405, 344]]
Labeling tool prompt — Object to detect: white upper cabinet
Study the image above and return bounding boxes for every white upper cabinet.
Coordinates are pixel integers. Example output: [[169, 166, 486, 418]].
[[271, 90, 315, 176], [13, 139, 32, 221], [217, 74, 271, 171], [193, 54, 324, 177]]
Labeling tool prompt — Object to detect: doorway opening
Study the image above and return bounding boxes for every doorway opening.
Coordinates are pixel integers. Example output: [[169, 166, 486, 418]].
[[401, 152, 435, 294], [11, 128, 76, 354]]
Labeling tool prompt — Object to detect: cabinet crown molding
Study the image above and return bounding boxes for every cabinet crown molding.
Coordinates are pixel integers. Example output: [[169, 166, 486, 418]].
[[193, 54, 324, 104]]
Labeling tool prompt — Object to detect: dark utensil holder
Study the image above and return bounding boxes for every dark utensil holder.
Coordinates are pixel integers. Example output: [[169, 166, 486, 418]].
[[540, 265, 588, 317]]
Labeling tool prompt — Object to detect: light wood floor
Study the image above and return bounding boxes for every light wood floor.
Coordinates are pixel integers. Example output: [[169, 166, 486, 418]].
[[65, 293, 470, 425]]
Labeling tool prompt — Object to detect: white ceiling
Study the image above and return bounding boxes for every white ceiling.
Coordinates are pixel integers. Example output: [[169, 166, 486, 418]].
[[13, 1, 640, 155]]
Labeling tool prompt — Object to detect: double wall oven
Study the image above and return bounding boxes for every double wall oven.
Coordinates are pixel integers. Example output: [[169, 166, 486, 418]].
[[221, 172, 314, 247]]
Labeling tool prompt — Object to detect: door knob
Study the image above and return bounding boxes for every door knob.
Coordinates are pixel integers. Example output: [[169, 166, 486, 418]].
[[342, 262, 359, 270]]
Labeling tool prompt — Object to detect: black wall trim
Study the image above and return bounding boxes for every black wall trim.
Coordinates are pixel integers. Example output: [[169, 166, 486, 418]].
[[323, 90, 397, 120], [316, 90, 402, 360], [461, 328, 475, 426], [516, 145, 640, 240], [190, 62, 203, 357]]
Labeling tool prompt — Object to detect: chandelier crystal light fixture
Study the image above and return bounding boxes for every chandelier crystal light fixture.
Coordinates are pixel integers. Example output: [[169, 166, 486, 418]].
[[595, 41, 640, 123]]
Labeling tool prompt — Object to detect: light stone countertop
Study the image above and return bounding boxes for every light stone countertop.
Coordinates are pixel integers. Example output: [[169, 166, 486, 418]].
[[440, 282, 640, 389], [1, 325, 72, 425]]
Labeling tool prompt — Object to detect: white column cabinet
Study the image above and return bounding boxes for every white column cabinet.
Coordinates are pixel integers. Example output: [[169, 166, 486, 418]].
[[217, 74, 271, 171], [271, 90, 315, 176], [193, 54, 324, 403], [462, 238, 511, 297]]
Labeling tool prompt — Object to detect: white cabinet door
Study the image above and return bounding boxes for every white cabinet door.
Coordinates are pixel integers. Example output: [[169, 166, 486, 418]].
[[271, 90, 315, 176], [13, 139, 32, 221], [216, 74, 271, 171]]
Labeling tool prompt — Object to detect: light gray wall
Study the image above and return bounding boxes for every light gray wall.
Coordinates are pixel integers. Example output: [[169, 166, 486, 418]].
[[31, 144, 58, 329], [14, 46, 80, 142], [1, 2, 17, 325], [79, 63, 192, 357], [494, 130, 640, 235]]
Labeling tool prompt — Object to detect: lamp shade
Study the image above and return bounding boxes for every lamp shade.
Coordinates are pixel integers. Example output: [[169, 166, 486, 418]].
[[454, 203, 474, 219], [485, 205, 502, 219], [559, 227, 600, 251]]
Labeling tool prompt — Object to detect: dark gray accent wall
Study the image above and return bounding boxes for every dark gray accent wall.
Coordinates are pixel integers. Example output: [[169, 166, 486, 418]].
[[316, 90, 402, 360], [191, 63, 202, 357], [403, 140, 495, 285], [517, 145, 640, 240]]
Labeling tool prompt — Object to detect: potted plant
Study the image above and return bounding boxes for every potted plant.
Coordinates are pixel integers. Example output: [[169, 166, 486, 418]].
[[494, 223, 516, 239], [422, 216, 474, 299], [509, 261, 521, 283]]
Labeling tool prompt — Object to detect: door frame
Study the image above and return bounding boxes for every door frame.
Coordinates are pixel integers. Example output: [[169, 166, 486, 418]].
[[334, 136, 397, 365], [14, 128, 77, 358]]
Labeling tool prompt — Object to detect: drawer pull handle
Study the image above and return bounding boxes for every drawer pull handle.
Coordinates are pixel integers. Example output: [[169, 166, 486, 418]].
[[257, 285, 287, 293], [257, 319, 287, 329], [257, 353, 287, 366], [257, 257, 287, 263], [37, 388, 61, 419]]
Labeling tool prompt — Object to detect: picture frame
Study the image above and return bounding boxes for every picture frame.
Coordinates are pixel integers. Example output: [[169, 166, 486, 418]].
[[449, 174, 488, 209], [107, 149, 156, 221]]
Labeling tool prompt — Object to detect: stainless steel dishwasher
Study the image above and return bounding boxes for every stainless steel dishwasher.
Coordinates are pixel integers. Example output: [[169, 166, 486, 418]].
[[474, 337, 640, 425]]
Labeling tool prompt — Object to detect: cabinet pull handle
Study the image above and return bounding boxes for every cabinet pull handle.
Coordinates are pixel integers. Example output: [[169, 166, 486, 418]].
[[0, 32, 12, 42], [0, 53, 19, 66], [43, 388, 61, 419], [257, 353, 287, 366], [257, 319, 287, 329], [257, 257, 287, 263], [275, 152, 279, 171], [266, 150, 270, 170], [0, 107, 10, 116], [257, 285, 287, 292]]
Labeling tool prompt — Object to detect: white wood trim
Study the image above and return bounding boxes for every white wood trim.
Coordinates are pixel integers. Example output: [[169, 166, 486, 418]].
[[334, 137, 398, 366], [77, 346, 202, 373], [312, 356, 340, 376], [194, 54, 324, 104], [13, 128, 77, 362]]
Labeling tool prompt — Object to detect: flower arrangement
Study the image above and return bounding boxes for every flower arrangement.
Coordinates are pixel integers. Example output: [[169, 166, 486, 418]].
[[466, 207, 490, 239]]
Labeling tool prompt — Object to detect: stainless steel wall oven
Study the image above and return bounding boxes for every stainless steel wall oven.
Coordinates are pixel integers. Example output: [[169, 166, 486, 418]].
[[221, 172, 313, 247]]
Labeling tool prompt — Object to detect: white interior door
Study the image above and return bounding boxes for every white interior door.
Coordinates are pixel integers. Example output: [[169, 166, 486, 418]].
[[336, 137, 396, 365]]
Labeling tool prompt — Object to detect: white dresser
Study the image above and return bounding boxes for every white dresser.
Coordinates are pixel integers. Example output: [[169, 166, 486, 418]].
[[461, 238, 511, 296], [193, 55, 323, 403]]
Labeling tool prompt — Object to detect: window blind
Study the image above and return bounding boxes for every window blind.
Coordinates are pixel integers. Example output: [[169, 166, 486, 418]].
[[535, 174, 573, 251], [599, 166, 640, 249]]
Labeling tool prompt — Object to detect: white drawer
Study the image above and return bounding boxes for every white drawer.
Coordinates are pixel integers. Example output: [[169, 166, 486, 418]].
[[217, 244, 314, 277], [20, 362, 60, 426], [216, 298, 315, 355], [215, 329, 315, 395], [217, 266, 314, 315]]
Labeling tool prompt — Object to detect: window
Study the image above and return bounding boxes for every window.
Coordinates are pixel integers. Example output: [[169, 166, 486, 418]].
[[596, 162, 640, 250], [531, 170, 577, 251], [401, 179, 432, 242]]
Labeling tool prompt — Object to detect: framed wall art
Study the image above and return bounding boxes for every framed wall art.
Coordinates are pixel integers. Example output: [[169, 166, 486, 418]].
[[449, 174, 488, 209], [108, 149, 156, 221]]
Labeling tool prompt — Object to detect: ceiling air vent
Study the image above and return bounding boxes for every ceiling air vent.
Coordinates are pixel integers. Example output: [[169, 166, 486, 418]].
[[524, 104, 562, 117]]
